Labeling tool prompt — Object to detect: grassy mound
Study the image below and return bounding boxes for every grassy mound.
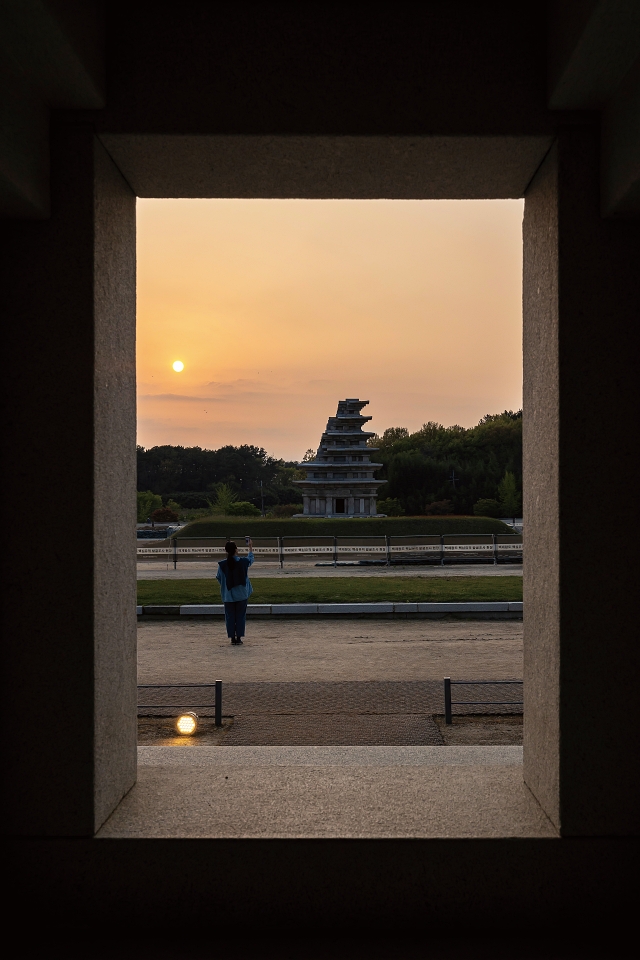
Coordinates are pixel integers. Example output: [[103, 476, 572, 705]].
[[174, 515, 514, 539], [138, 575, 523, 606]]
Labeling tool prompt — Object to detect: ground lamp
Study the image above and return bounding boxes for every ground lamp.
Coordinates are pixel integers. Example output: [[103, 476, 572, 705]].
[[176, 712, 198, 735]]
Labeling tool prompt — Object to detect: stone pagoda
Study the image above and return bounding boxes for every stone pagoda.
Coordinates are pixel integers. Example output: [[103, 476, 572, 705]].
[[294, 399, 386, 517]]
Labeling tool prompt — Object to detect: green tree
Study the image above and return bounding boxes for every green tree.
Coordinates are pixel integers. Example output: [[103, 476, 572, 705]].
[[270, 504, 303, 517], [227, 501, 261, 517], [498, 471, 521, 521], [473, 498, 502, 518], [212, 482, 238, 514], [137, 490, 162, 522], [377, 497, 405, 516], [379, 427, 409, 448], [301, 448, 316, 461], [424, 499, 453, 515], [372, 410, 522, 515]]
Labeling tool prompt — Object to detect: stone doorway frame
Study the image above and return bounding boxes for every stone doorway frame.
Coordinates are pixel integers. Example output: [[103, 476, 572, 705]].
[[6, 125, 638, 856]]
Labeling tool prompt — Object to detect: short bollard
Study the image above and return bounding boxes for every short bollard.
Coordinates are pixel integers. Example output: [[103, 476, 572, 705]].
[[215, 679, 222, 727], [444, 677, 452, 725]]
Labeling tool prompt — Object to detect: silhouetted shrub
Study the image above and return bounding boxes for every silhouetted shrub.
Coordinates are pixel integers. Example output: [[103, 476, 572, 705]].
[[377, 498, 405, 516], [227, 501, 261, 517], [270, 504, 303, 517], [473, 498, 502, 518], [424, 500, 453, 515], [151, 506, 179, 522]]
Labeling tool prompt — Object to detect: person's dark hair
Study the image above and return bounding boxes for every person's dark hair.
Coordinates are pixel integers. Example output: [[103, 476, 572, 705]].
[[221, 539, 244, 590]]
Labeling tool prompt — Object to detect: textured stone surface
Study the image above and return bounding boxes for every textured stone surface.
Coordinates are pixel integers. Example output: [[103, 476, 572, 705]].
[[270, 604, 318, 615], [417, 602, 509, 612], [138, 619, 523, 684], [92, 136, 137, 834], [138, 560, 523, 579], [101, 134, 554, 201], [138, 679, 523, 716], [138, 717, 232, 747], [220, 680, 523, 717], [221, 714, 444, 747], [137, 680, 522, 747], [317, 603, 394, 614], [523, 139, 561, 831], [436, 715, 523, 746], [3, 127, 136, 836], [523, 130, 640, 835], [142, 602, 523, 619], [137, 745, 524, 766], [98, 748, 553, 839]]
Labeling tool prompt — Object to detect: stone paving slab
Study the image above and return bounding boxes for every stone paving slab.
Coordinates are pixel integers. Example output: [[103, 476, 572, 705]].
[[143, 601, 522, 617], [222, 714, 444, 746], [436, 714, 523, 746], [99, 755, 554, 839], [137, 561, 523, 580], [138, 618, 523, 684], [138, 744, 524, 765], [138, 680, 523, 716]]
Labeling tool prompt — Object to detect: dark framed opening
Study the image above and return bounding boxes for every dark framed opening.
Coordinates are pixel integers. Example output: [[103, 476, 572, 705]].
[[133, 195, 525, 778]]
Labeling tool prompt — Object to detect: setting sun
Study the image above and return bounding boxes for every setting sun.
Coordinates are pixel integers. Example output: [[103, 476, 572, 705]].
[[172, 360, 184, 372]]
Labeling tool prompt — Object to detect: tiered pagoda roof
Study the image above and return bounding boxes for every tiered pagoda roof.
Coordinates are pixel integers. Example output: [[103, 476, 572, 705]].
[[293, 399, 386, 517]]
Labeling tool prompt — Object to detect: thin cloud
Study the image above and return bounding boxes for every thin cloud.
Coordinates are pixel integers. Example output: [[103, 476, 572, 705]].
[[138, 394, 224, 403]]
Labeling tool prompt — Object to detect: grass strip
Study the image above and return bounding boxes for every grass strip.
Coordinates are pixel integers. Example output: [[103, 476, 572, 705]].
[[176, 516, 515, 539], [137, 576, 523, 606]]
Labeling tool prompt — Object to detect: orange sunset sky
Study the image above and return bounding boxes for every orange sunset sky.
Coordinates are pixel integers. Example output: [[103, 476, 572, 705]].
[[137, 199, 524, 462]]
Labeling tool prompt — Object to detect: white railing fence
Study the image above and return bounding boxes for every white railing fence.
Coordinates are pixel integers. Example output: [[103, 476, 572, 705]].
[[137, 534, 523, 568]]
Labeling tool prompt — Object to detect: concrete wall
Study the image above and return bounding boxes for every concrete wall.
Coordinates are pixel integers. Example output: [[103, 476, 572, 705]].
[[2, 124, 136, 834], [92, 132, 137, 831], [524, 128, 640, 835], [523, 142, 561, 828]]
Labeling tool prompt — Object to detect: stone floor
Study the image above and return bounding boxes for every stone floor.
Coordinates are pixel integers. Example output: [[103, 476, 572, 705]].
[[128, 619, 530, 837], [138, 619, 523, 746], [140, 712, 524, 747], [436, 714, 523, 745], [139, 678, 522, 713], [221, 714, 445, 745], [138, 560, 523, 580], [138, 618, 523, 684], [138, 679, 523, 746], [99, 745, 552, 839]]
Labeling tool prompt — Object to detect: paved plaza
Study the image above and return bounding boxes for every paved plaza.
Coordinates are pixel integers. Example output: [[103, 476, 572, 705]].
[[131, 617, 529, 835], [138, 617, 523, 684], [137, 560, 523, 580], [100, 745, 549, 839], [138, 619, 523, 747]]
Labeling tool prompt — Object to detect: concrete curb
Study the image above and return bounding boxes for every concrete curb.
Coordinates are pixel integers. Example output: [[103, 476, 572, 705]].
[[137, 601, 523, 618]]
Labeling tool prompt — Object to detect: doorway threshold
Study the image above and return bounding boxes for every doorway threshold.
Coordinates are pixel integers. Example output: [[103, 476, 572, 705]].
[[97, 745, 556, 840]]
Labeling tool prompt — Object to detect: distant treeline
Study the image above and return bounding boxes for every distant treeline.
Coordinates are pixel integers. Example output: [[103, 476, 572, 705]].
[[137, 409, 522, 517], [136, 443, 300, 509], [371, 411, 522, 516]]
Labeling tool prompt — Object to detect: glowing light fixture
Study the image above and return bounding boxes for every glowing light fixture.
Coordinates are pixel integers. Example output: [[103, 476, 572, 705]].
[[176, 711, 198, 735], [172, 360, 184, 372]]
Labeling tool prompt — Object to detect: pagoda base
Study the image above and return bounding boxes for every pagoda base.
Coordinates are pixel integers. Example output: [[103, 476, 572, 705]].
[[291, 513, 387, 519]]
